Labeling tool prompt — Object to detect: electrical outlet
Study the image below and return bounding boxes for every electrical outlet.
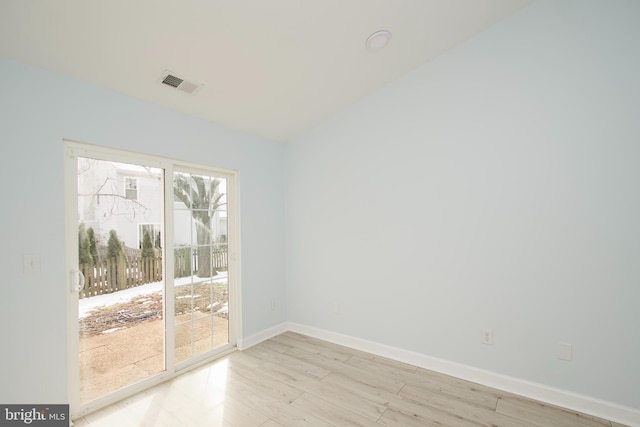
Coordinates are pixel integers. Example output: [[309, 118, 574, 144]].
[[23, 254, 41, 274], [482, 329, 493, 345], [332, 303, 341, 314], [557, 342, 572, 361], [270, 299, 277, 311]]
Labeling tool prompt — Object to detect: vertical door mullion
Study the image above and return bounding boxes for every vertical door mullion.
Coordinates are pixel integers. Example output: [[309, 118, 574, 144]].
[[163, 164, 176, 375], [227, 175, 239, 348]]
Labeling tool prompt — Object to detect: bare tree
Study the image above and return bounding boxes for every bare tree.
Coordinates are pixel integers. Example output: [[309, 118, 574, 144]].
[[77, 159, 153, 221]]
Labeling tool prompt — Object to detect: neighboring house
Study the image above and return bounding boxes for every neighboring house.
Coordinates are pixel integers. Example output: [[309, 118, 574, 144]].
[[78, 158, 228, 252]]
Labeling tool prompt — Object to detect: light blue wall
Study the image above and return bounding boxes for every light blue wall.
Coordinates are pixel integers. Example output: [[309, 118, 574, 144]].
[[286, 0, 640, 410], [2, 0, 639, 414], [0, 56, 287, 403]]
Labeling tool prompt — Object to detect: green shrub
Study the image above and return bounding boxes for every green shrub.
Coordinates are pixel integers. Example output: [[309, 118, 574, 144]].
[[107, 229, 123, 259], [78, 223, 93, 265], [141, 230, 155, 258], [87, 227, 98, 263]]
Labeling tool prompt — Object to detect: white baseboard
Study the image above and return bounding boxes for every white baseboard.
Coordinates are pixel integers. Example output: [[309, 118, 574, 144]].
[[238, 322, 288, 350], [284, 322, 640, 427]]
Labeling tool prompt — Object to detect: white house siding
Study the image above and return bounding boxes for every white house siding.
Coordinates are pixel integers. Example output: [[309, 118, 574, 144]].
[[78, 158, 163, 250]]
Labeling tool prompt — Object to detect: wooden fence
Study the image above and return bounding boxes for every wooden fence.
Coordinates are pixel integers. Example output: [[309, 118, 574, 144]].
[[174, 246, 228, 278], [79, 256, 162, 299], [80, 246, 228, 299], [212, 247, 228, 272]]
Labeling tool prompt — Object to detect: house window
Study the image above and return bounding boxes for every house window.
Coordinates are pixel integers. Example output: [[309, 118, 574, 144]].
[[139, 223, 162, 250], [125, 177, 138, 200]]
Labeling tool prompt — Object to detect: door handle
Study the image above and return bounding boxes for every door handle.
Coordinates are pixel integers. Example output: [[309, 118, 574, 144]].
[[71, 269, 85, 293]]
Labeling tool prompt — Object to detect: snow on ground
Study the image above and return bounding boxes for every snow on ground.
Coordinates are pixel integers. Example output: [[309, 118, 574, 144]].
[[78, 272, 228, 318]]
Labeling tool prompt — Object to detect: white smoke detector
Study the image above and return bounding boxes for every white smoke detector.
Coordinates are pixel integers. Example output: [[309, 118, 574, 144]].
[[366, 30, 392, 51]]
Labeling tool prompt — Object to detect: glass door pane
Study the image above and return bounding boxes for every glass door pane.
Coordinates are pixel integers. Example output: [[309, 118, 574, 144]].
[[173, 172, 229, 363], [77, 157, 165, 404]]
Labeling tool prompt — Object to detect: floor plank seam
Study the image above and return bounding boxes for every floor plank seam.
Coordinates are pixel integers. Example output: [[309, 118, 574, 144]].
[[493, 396, 500, 412], [375, 406, 388, 423]]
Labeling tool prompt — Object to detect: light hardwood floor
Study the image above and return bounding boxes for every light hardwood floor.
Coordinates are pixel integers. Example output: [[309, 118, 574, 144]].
[[72, 332, 629, 427]]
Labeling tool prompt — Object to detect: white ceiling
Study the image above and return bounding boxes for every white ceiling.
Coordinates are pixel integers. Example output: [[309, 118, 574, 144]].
[[0, 0, 533, 142]]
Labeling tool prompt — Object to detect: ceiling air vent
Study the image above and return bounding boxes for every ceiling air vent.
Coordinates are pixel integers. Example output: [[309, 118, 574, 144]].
[[162, 74, 183, 88], [159, 71, 202, 95]]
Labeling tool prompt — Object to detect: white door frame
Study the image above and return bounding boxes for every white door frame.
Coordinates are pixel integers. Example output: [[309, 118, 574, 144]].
[[64, 140, 240, 419]]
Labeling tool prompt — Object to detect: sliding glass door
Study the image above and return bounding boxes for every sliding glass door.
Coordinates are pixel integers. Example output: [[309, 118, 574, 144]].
[[65, 141, 237, 418]]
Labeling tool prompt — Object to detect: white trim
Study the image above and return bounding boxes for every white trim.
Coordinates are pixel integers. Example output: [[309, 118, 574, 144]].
[[284, 322, 640, 427], [226, 173, 241, 353], [174, 343, 237, 372], [64, 143, 81, 413], [238, 322, 288, 350], [65, 139, 237, 176]]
